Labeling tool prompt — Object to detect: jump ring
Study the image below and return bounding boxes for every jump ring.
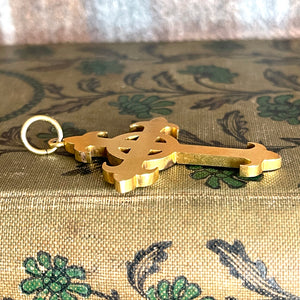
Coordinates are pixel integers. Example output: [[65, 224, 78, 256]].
[[21, 115, 63, 155]]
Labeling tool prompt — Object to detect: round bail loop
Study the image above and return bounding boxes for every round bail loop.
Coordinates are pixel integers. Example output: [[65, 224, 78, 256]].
[[21, 115, 63, 155]]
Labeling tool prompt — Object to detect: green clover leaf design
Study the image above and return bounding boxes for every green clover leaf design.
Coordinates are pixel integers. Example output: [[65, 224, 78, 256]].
[[187, 165, 263, 189], [14, 45, 54, 59], [203, 41, 244, 52], [109, 94, 175, 119], [146, 276, 201, 300], [77, 59, 124, 75], [37, 123, 87, 140], [178, 65, 238, 83], [20, 251, 91, 300], [257, 94, 300, 125]]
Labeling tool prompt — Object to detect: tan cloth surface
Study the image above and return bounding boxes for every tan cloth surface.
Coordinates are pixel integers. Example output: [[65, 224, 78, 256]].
[[0, 40, 300, 299]]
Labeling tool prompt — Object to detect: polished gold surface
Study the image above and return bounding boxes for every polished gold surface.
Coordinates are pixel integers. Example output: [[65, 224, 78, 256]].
[[58, 117, 281, 193]]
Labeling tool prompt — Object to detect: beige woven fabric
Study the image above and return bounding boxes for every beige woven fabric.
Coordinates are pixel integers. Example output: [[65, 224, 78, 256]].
[[0, 40, 299, 299]]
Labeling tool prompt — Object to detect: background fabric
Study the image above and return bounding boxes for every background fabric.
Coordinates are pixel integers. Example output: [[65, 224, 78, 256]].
[[0, 40, 299, 299], [0, 0, 300, 45]]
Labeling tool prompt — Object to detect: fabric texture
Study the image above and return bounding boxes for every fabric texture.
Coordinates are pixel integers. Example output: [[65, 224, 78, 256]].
[[0, 0, 300, 45], [0, 40, 300, 299]]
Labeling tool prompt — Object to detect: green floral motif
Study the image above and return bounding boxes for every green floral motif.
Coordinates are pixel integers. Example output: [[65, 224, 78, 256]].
[[178, 65, 238, 83], [14, 46, 54, 59], [37, 123, 87, 140], [146, 276, 201, 300], [20, 251, 91, 300], [187, 165, 263, 189], [77, 59, 124, 75], [203, 41, 244, 52], [257, 94, 300, 125], [109, 94, 174, 118]]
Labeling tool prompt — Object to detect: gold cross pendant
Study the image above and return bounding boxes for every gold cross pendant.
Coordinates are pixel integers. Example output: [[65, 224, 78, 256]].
[[53, 118, 281, 193], [21, 116, 281, 193]]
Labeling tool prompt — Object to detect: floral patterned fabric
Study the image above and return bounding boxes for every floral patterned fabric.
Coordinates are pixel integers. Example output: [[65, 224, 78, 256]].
[[0, 40, 299, 299]]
